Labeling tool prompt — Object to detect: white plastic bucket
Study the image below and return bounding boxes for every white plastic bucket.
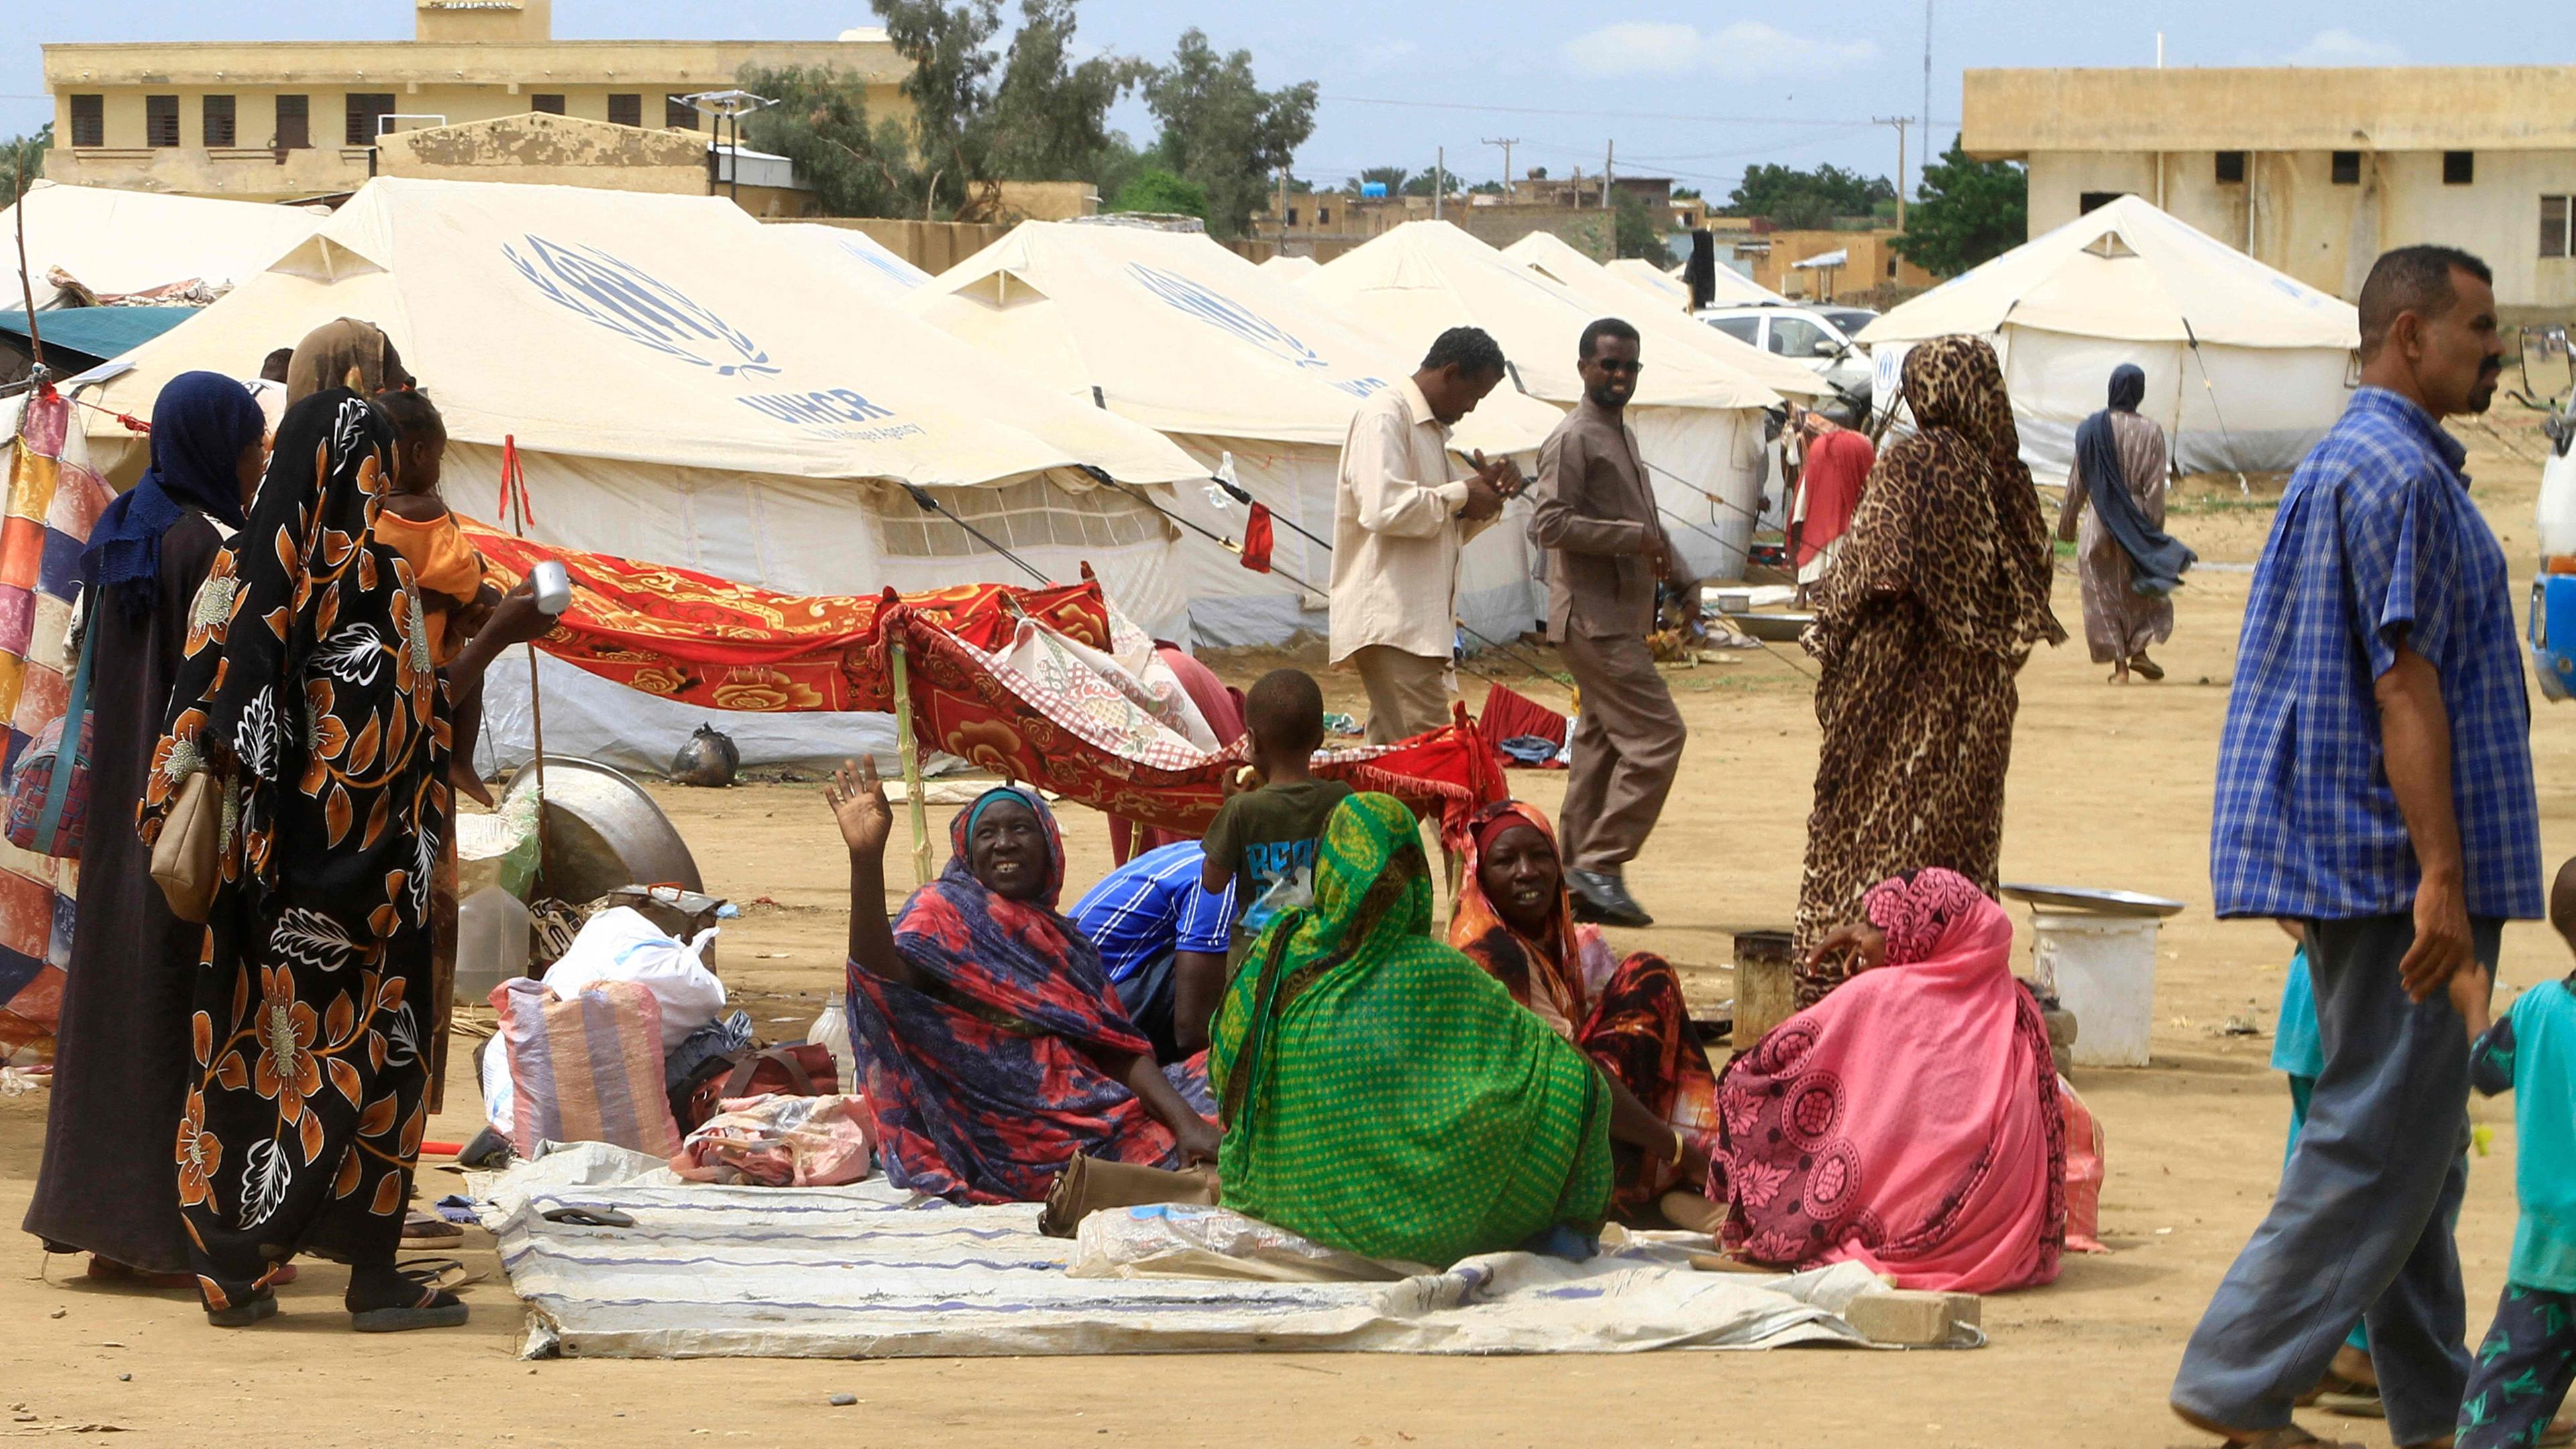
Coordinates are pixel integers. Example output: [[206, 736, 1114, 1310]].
[[2029, 909, 2159, 1067]]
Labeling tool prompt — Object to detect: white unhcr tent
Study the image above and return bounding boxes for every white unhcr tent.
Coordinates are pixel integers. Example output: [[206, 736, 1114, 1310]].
[[1308, 221, 1788, 580], [1858, 195, 2359, 484], [0, 180, 329, 307], [760, 221, 933, 302], [1603, 257, 1694, 310], [905, 222, 1566, 647], [1501, 232, 1826, 400], [75, 178, 1209, 771], [1258, 254, 1321, 280]]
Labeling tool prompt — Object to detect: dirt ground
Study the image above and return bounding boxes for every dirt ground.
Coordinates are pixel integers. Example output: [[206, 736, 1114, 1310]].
[[4, 411, 2571, 1448]]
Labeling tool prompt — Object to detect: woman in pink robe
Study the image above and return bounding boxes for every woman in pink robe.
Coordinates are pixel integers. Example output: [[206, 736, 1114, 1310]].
[[1713, 867, 2065, 1293]]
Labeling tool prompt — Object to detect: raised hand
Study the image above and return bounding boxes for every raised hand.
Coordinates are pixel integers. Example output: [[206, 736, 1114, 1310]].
[[826, 756, 895, 862]]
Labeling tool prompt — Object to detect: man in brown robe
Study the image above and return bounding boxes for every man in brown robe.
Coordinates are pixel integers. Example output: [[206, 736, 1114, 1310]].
[[1532, 317, 1688, 928]]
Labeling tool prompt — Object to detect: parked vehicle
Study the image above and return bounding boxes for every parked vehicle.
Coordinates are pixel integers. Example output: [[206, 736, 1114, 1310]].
[[2518, 326, 2576, 699], [1697, 302, 1878, 416]]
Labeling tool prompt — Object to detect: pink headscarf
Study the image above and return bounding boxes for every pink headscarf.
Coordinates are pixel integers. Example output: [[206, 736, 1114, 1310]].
[[1714, 869, 2066, 1293]]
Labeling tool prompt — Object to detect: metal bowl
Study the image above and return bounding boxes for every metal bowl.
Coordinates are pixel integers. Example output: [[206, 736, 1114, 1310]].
[[1999, 882, 2187, 918], [1727, 610, 1813, 643], [502, 757, 703, 904]]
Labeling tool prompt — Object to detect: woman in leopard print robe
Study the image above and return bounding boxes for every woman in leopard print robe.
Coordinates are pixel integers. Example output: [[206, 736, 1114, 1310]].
[[1792, 335, 2064, 1006]]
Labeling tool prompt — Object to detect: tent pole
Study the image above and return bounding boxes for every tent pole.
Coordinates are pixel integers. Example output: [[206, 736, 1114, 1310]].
[[889, 639, 932, 888], [502, 436, 551, 894]]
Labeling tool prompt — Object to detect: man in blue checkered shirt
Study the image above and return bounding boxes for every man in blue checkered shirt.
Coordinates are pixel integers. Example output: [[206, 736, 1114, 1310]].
[[2174, 246, 2538, 1449]]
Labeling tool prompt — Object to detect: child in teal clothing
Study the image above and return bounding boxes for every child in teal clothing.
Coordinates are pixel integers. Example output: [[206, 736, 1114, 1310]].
[[2455, 861, 2576, 1449]]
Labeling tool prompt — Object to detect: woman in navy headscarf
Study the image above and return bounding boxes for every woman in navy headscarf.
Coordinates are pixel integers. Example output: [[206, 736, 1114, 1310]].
[[21, 372, 268, 1285], [2055, 363, 2194, 683]]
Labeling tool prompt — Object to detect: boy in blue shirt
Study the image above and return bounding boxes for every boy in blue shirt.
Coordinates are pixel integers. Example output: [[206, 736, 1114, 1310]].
[[2456, 861, 2576, 1448], [1200, 669, 1353, 952]]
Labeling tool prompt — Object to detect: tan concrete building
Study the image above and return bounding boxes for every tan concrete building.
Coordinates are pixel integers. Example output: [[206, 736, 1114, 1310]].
[[1964, 66, 2576, 318], [1736, 227, 1939, 299], [42, 0, 906, 203]]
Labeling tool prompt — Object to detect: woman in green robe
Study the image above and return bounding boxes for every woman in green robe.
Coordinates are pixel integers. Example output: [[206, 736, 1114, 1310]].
[[1208, 792, 1615, 1267]]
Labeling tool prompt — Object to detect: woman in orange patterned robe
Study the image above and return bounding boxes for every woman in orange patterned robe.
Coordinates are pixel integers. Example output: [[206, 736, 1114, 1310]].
[[1450, 800, 1719, 1220]]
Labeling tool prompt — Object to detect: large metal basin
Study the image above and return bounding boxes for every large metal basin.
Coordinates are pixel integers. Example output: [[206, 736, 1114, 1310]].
[[502, 757, 702, 904]]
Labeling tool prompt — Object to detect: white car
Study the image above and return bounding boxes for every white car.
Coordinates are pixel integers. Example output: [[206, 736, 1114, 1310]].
[[1698, 303, 1878, 415]]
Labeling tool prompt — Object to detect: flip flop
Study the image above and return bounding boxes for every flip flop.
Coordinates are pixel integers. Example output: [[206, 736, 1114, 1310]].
[[2131, 655, 2166, 681], [541, 1205, 635, 1229], [402, 1210, 464, 1241], [85, 1256, 196, 1291], [205, 1291, 277, 1329], [397, 1256, 488, 1293], [351, 1285, 469, 1333], [2171, 1403, 2363, 1449]]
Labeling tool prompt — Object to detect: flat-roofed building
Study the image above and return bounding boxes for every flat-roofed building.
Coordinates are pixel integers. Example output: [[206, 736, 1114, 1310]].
[[43, 0, 906, 203], [1963, 65, 2576, 319]]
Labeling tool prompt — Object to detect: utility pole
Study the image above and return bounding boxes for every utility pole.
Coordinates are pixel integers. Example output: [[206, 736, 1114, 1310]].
[[1874, 116, 1911, 230], [1483, 137, 1519, 199], [1601, 139, 1614, 208], [1921, 0, 1935, 156], [1434, 145, 1444, 221], [1275, 165, 1287, 248]]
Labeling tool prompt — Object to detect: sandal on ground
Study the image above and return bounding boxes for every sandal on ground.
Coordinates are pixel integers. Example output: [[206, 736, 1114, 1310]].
[[401, 1209, 464, 1241], [1657, 1190, 1726, 1235], [204, 1291, 277, 1328], [350, 1285, 469, 1333], [2131, 654, 2166, 681], [2172, 1402, 2363, 1449], [397, 1256, 488, 1293], [2294, 1368, 2374, 1407], [85, 1256, 197, 1291]]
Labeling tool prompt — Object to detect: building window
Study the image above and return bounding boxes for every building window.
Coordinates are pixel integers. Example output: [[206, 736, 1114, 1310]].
[[274, 95, 309, 149], [2215, 150, 2247, 185], [1316, 205, 1330, 225], [530, 94, 566, 115], [2445, 151, 2475, 186], [203, 94, 236, 148], [2546, 196, 2572, 260], [2079, 191, 2121, 214], [607, 93, 642, 127], [1886, 257, 1899, 279], [68, 95, 103, 148], [665, 94, 697, 129], [1284, 206, 1297, 225], [2331, 151, 2362, 185], [871, 478, 1163, 559], [345, 93, 395, 146], [144, 95, 180, 148]]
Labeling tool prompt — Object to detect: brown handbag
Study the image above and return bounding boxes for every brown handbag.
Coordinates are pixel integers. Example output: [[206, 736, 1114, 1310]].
[[150, 771, 224, 924]]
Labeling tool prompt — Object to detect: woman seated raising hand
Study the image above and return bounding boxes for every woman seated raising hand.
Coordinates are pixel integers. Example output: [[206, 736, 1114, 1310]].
[[828, 758, 1220, 1204]]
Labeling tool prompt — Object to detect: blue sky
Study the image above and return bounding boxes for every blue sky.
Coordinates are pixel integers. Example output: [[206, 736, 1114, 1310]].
[[7, 3, 2571, 199]]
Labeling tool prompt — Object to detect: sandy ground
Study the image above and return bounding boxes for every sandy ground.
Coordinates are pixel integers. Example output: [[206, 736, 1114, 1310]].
[[4, 411, 2572, 1448]]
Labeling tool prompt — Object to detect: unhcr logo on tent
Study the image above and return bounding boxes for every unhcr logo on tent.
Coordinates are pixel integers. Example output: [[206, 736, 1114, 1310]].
[[506, 236, 785, 378], [1124, 263, 1386, 400]]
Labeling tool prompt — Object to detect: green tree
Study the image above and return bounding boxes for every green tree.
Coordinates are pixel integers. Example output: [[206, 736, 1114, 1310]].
[[1724, 162, 1894, 228], [1346, 166, 1409, 195], [1399, 165, 1460, 199], [1108, 166, 1208, 219], [981, 0, 1146, 186], [739, 66, 916, 217], [1613, 196, 1671, 266], [1141, 29, 1317, 239], [2, 124, 51, 207], [1893, 138, 2027, 276]]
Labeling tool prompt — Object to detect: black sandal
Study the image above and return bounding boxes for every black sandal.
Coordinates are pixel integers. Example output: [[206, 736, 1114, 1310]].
[[350, 1284, 468, 1333], [205, 1290, 277, 1328]]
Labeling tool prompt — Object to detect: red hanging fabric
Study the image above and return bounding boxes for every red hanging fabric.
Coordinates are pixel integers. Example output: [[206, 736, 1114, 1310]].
[[1238, 502, 1275, 574]]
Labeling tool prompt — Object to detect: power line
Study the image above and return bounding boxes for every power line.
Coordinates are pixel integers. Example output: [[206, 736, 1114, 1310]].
[[1321, 93, 1958, 129]]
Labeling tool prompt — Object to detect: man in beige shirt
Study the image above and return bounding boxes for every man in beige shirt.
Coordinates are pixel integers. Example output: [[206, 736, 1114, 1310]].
[[1532, 317, 1687, 928], [1328, 326, 1519, 743]]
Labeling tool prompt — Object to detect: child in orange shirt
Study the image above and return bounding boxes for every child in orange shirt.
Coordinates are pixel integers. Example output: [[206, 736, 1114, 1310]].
[[372, 388, 502, 804]]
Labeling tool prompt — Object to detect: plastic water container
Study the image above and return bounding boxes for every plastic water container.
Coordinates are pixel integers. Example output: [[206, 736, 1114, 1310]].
[[455, 886, 533, 1008], [2029, 909, 2159, 1067]]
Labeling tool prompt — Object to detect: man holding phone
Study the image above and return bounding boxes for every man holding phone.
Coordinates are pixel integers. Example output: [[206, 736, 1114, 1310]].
[[1532, 317, 1687, 928], [1328, 325, 1523, 744]]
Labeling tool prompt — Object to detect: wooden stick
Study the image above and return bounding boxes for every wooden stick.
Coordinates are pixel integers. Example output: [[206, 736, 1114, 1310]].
[[502, 437, 549, 894], [888, 639, 931, 887], [13, 161, 41, 373]]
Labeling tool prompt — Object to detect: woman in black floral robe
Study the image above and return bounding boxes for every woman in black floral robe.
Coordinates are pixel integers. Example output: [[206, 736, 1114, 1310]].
[[140, 337, 545, 1330]]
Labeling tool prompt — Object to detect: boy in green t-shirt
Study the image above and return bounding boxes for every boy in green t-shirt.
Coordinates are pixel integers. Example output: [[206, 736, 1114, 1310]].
[[1201, 668, 1354, 948], [2455, 859, 2576, 1449]]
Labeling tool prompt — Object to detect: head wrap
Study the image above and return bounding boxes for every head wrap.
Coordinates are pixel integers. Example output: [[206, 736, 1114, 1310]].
[[949, 786, 1061, 907], [80, 371, 266, 613]]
